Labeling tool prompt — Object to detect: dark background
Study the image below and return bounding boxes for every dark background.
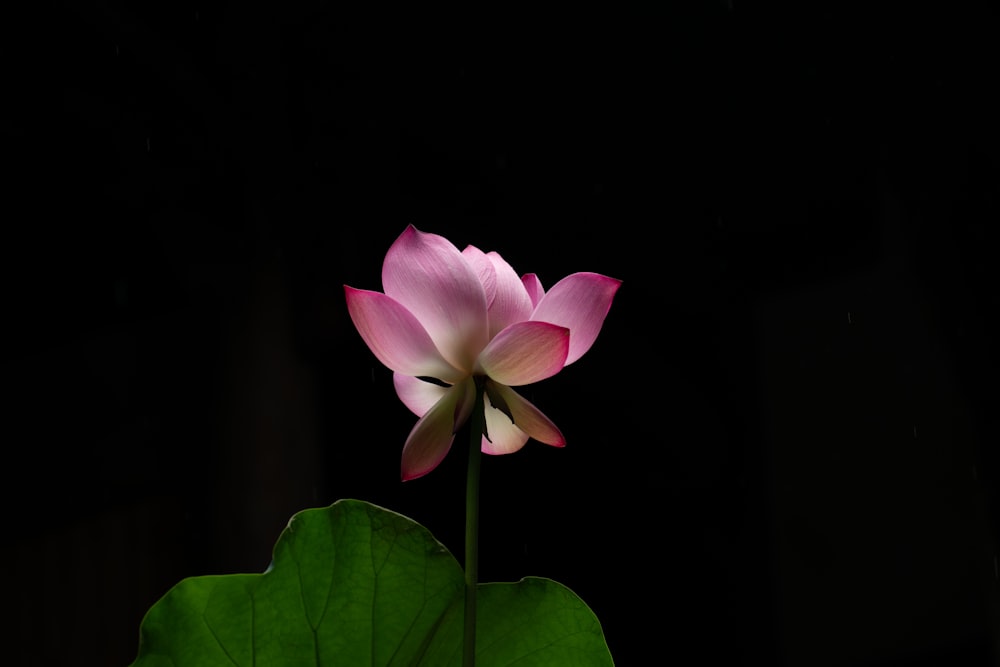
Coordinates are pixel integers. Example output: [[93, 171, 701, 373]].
[[4, 2, 999, 665]]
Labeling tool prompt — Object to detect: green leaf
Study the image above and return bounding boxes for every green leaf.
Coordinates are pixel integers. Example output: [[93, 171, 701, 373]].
[[131, 499, 614, 666]]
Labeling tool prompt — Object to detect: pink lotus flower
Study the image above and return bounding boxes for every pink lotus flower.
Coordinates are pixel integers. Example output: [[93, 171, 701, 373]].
[[345, 225, 620, 480]]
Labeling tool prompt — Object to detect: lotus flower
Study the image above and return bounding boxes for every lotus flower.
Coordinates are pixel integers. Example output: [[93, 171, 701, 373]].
[[345, 225, 620, 480]]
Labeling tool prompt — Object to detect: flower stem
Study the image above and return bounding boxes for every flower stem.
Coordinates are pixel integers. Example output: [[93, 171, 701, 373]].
[[463, 377, 486, 667]]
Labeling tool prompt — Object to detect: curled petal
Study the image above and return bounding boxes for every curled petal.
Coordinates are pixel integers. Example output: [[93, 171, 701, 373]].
[[484, 252, 534, 337], [477, 321, 569, 386], [522, 273, 545, 308], [382, 225, 488, 372], [482, 394, 530, 455], [344, 286, 463, 382], [401, 379, 472, 481], [530, 272, 621, 366], [461, 245, 497, 309], [488, 382, 565, 448]]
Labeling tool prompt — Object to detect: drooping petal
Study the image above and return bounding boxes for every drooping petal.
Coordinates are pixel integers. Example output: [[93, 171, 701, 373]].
[[393, 372, 447, 417], [488, 382, 565, 447], [461, 245, 497, 309], [382, 226, 488, 372], [521, 273, 545, 308], [530, 272, 621, 366], [476, 321, 569, 386], [400, 379, 472, 481], [344, 286, 464, 382], [393, 374, 476, 426], [481, 393, 529, 455], [484, 252, 534, 338]]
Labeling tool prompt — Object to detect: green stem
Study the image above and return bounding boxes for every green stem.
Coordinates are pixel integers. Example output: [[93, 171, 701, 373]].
[[463, 377, 486, 667]]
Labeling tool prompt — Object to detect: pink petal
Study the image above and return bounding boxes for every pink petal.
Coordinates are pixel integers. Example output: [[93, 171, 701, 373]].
[[461, 245, 497, 309], [484, 252, 534, 338], [400, 379, 472, 481], [530, 272, 621, 366], [344, 286, 464, 382], [382, 226, 488, 372], [522, 273, 545, 308], [487, 382, 565, 448], [476, 321, 569, 386]]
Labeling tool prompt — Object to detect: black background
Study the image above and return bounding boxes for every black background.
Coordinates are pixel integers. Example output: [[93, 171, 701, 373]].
[[4, 2, 999, 666]]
